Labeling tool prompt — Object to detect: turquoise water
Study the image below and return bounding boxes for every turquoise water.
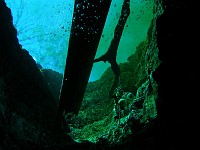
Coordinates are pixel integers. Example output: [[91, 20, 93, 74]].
[[5, 0, 154, 81]]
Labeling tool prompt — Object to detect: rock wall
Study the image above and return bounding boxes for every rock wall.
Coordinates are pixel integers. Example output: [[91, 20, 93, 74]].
[[0, 1, 67, 149], [153, 0, 199, 149]]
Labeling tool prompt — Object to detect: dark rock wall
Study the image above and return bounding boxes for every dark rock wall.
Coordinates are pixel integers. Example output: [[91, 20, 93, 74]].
[[41, 69, 63, 101], [153, 0, 199, 149], [0, 0, 56, 109], [0, 1, 62, 149], [0, 0, 20, 74]]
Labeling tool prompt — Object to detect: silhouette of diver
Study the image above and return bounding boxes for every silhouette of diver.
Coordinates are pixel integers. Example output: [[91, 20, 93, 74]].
[[94, 0, 130, 97]]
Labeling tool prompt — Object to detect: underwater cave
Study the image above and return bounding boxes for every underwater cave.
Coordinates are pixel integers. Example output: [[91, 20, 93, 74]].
[[0, 0, 199, 150]]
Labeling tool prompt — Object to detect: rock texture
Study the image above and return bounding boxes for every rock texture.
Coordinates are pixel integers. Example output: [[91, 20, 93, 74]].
[[67, 12, 160, 148], [0, 1, 72, 149]]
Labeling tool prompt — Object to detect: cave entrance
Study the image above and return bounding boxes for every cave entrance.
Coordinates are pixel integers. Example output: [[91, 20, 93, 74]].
[[5, 0, 162, 144]]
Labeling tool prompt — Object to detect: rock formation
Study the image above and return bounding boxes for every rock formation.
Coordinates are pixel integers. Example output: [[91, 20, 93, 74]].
[[0, 0, 198, 149]]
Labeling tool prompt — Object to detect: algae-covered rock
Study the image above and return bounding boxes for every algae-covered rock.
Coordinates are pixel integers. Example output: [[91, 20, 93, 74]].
[[67, 33, 160, 146]]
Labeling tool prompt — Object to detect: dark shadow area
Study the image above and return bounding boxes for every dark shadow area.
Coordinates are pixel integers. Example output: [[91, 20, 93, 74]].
[[153, 0, 199, 149]]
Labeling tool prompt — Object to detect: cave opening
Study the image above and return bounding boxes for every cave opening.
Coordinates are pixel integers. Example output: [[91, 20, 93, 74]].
[[5, 0, 154, 82], [2, 0, 162, 147], [1, 0, 199, 149]]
